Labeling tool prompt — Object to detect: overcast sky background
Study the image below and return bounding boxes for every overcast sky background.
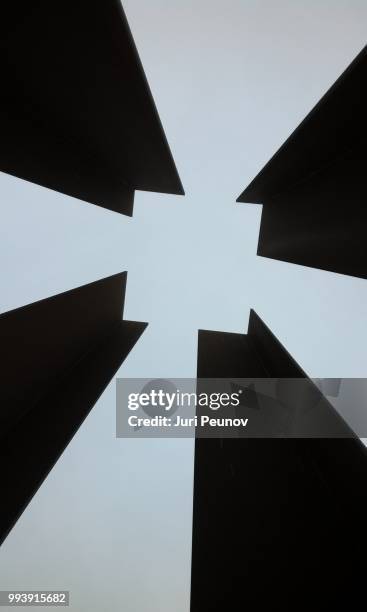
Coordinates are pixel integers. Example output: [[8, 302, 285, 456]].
[[0, 1, 367, 610]]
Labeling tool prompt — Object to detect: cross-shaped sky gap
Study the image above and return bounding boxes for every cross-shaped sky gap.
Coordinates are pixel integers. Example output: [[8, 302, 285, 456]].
[[1, 2, 367, 611]]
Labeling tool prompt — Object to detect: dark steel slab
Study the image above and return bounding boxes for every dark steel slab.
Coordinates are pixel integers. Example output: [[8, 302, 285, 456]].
[[0, 1, 184, 215], [237, 46, 367, 278], [0, 273, 147, 545], [192, 310, 367, 610]]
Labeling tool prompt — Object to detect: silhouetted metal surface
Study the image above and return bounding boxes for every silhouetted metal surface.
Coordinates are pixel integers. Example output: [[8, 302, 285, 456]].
[[192, 310, 367, 610], [0, 273, 147, 545], [0, 1, 184, 215], [237, 45, 367, 278]]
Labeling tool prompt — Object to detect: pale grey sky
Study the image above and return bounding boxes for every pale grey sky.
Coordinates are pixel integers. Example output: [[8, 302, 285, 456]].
[[0, 1, 367, 610]]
